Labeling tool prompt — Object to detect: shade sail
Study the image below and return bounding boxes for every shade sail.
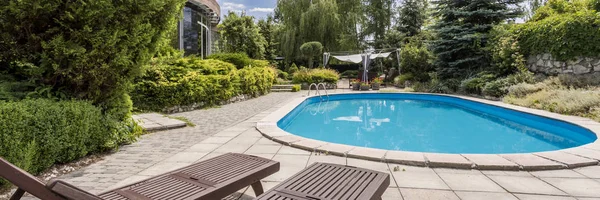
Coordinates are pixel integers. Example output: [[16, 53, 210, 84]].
[[331, 54, 364, 63]]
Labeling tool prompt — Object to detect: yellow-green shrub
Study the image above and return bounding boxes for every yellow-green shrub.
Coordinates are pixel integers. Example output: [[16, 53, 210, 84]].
[[132, 59, 240, 111], [292, 68, 340, 84], [239, 66, 276, 97]]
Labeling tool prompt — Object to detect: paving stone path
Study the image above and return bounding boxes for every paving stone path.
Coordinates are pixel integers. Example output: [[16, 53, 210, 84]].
[[52, 92, 303, 195]]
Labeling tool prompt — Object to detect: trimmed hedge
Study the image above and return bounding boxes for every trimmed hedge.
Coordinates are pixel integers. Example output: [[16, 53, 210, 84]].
[[132, 57, 276, 111], [0, 99, 139, 187], [292, 68, 340, 84], [132, 59, 240, 111]]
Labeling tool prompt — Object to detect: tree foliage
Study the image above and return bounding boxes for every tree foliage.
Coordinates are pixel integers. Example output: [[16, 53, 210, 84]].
[[300, 42, 324, 68], [218, 11, 267, 59], [258, 15, 279, 60], [398, 0, 428, 38], [430, 0, 523, 79], [0, 0, 186, 120], [364, 0, 394, 48]]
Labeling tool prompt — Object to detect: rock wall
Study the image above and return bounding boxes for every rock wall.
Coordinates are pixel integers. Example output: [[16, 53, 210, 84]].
[[527, 53, 600, 75], [162, 94, 253, 113]]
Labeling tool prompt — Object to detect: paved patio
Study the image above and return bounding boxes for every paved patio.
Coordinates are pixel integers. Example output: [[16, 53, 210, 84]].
[[28, 90, 600, 199]]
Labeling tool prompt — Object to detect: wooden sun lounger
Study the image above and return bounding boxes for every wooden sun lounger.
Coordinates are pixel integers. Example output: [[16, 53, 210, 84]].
[[0, 153, 279, 200], [256, 162, 390, 200]]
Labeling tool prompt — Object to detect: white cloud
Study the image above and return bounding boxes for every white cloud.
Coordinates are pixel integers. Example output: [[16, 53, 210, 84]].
[[222, 2, 246, 10], [249, 7, 274, 13]]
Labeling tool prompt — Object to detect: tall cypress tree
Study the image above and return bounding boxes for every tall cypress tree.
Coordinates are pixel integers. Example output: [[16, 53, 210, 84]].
[[431, 0, 523, 79]]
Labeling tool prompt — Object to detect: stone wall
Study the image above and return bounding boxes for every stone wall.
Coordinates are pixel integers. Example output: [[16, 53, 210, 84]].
[[527, 53, 600, 75], [162, 94, 253, 113]]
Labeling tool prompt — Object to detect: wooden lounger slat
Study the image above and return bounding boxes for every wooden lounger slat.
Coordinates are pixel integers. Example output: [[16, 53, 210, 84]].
[[256, 163, 390, 200], [0, 153, 278, 200], [98, 153, 279, 200]]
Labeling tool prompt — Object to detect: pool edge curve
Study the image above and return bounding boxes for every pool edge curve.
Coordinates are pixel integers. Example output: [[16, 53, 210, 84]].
[[257, 92, 600, 171]]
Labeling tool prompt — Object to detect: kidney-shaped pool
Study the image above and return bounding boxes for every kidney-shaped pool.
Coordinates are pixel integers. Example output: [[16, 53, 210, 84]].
[[277, 93, 597, 154]]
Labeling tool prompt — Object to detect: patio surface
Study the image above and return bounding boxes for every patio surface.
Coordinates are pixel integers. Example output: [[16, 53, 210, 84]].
[[27, 89, 600, 199]]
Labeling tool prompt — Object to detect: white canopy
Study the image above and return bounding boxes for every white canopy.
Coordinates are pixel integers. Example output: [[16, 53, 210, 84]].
[[324, 49, 400, 83], [330, 54, 363, 64]]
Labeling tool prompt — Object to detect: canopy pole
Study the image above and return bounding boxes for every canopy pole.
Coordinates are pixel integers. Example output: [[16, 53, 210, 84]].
[[396, 49, 401, 76]]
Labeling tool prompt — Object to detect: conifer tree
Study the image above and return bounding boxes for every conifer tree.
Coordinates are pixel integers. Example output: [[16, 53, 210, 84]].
[[431, 0, 523, 79]]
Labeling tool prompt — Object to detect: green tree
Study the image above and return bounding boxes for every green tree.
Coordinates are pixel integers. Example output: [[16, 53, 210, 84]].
[[364, 0, 394, 48], [0, 0, 186, 120], [300, 42, 324, 68], [219, 11, 267, 59], [431, 0, 523, 79], [258, 15, 279, 60], [398, 0, 428, 37]]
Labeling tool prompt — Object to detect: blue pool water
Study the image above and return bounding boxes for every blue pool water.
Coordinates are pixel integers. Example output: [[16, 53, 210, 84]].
[[278, 93, 597, 154]]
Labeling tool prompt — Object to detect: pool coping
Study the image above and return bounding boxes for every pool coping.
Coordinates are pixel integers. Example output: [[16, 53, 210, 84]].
[[256, 92, 600, 171]]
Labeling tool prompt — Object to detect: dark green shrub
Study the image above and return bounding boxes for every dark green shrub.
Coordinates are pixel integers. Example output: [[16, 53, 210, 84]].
[[340, 70, 359, 78], [132, 59, 240, 111], [0, 0, 186, 120], [483, 79, 509, 97], [0, 99, 135, 187], [207, 53, 253, 69], [488, 25, 527, 76], [394, 73, 415, 87], [239, 67, 276, 97], [515, 0, 600, 61], [288, 64, 299, 74], [460, 73, 497, 94]]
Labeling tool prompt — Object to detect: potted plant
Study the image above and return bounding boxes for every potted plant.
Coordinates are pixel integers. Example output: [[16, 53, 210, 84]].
[[360, 82, 370, 91], [371, 78, 383, 90], [351, 79, 360, 90]]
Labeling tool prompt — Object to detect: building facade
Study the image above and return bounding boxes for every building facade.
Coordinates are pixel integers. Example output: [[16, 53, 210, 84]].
[[177, 0, 220, 57]]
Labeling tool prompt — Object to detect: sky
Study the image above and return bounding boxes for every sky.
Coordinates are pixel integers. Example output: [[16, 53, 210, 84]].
[[217, 0, 277, 20]]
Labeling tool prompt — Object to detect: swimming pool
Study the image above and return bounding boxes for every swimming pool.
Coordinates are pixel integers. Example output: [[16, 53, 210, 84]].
[[277, 93, 598, 154]]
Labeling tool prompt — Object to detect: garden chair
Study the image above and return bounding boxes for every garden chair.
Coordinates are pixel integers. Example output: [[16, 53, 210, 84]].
[[0, 153, 279, 200]]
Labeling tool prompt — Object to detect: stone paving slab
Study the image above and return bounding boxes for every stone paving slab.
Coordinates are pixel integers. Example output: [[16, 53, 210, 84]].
[[133, 113, 187, 132]]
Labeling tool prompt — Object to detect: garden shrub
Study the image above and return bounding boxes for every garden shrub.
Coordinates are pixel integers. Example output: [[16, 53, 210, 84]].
[[132, 59, 240, 111], [488, 25, 527, 76], [288, 64, 299, 74], [0, 0, 186, 120], [514, 0, 600, 61], [292, 85, 301, 92], [400, 41, 434, 82], [239, 66, 277, 97], [0, 99, 136, 187], [207, 53, 253, 69], [395, 73, 415, 87], [504, 88, 600, 120], [340, 70, 359, 78], [459, 73, 497, 94], [292, 68, 340, 84]]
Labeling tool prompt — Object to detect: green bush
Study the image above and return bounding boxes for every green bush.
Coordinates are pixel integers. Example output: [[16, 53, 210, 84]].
[[394, 73, 415, 87], [460, 73, 497, 94], [340, 70, 359, 78], [239, 66, 276, 97], [488, 25, 527, 76], [279, 71, 290, 80], [288, 63, 299, 74], [207, 53, 253, 69], [0, 0, 186, 120], [292, 68, 340, 84], [514, 0, 600, 61], [400, 41, 434, 82], [132, 59, 240, 111], [0, 99, 139, 187], [292, 85, 301, 92]]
